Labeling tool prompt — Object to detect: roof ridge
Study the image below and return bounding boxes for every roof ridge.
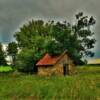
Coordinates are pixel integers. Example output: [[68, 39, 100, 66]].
[[53, 50, 68, 65]]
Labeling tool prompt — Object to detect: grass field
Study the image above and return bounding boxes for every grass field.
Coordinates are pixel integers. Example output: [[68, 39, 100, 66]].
[[0, 66, 100, 100], [0, 66, 13, 73]]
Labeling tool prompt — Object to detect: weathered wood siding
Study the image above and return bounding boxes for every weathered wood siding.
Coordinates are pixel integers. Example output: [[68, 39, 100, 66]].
[[38, 66, 53, 76], [38, 53, 76, 76]]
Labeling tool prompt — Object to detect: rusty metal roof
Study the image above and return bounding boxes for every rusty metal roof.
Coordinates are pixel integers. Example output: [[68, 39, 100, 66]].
[[36, 50, 68, 66], [36, 53, 61, 66]]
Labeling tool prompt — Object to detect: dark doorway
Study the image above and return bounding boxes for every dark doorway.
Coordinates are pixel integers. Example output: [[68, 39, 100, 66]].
[[63, 63, 68, 76]]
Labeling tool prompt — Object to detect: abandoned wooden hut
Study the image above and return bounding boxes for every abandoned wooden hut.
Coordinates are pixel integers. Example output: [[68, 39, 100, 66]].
[[36, 51, 76, 76]]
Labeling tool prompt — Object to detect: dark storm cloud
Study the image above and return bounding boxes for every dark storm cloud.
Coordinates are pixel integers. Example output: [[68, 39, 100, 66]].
[[0, 0, 100, 57]]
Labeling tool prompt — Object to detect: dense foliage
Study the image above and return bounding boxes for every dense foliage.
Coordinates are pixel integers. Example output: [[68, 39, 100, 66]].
[[0, 43, 6, 65], [15, 48, 44, 73], [7, 42, 18, 66], [73, 12, 96, 57], [14, 12, 96, 72]]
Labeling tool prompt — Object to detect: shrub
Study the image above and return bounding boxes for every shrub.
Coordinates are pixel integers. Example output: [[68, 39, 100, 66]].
[[15, 49, 36, 73]]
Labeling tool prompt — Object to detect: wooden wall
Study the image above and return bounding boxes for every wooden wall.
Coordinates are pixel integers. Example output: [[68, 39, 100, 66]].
[[37, 54, 76, 76]]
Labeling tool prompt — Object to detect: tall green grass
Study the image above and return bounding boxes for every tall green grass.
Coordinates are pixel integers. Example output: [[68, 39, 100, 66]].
[[0, 66, 100, 100]]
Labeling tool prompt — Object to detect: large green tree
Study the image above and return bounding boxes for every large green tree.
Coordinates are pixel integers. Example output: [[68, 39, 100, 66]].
[[72, 12, 96, 62], [0, 43, 6, 66], [14, 13, 96, 72], [14, 20, 52, 49], [14, 20, 53, 72], [7, 42, 18, 66], [46, 13, 96, 64]]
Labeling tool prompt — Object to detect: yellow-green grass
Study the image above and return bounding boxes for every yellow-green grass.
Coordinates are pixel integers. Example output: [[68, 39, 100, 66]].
[[0, 66, 100, 100], [88, 59, 100, 64], [0, 66, 13, 73]]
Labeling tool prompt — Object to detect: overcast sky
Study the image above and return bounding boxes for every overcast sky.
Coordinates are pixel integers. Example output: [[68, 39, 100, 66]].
[[0, 0, 100, 58]]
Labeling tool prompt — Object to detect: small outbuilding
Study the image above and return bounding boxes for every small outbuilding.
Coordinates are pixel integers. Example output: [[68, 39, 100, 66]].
[[36, 51, 76, 76]]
